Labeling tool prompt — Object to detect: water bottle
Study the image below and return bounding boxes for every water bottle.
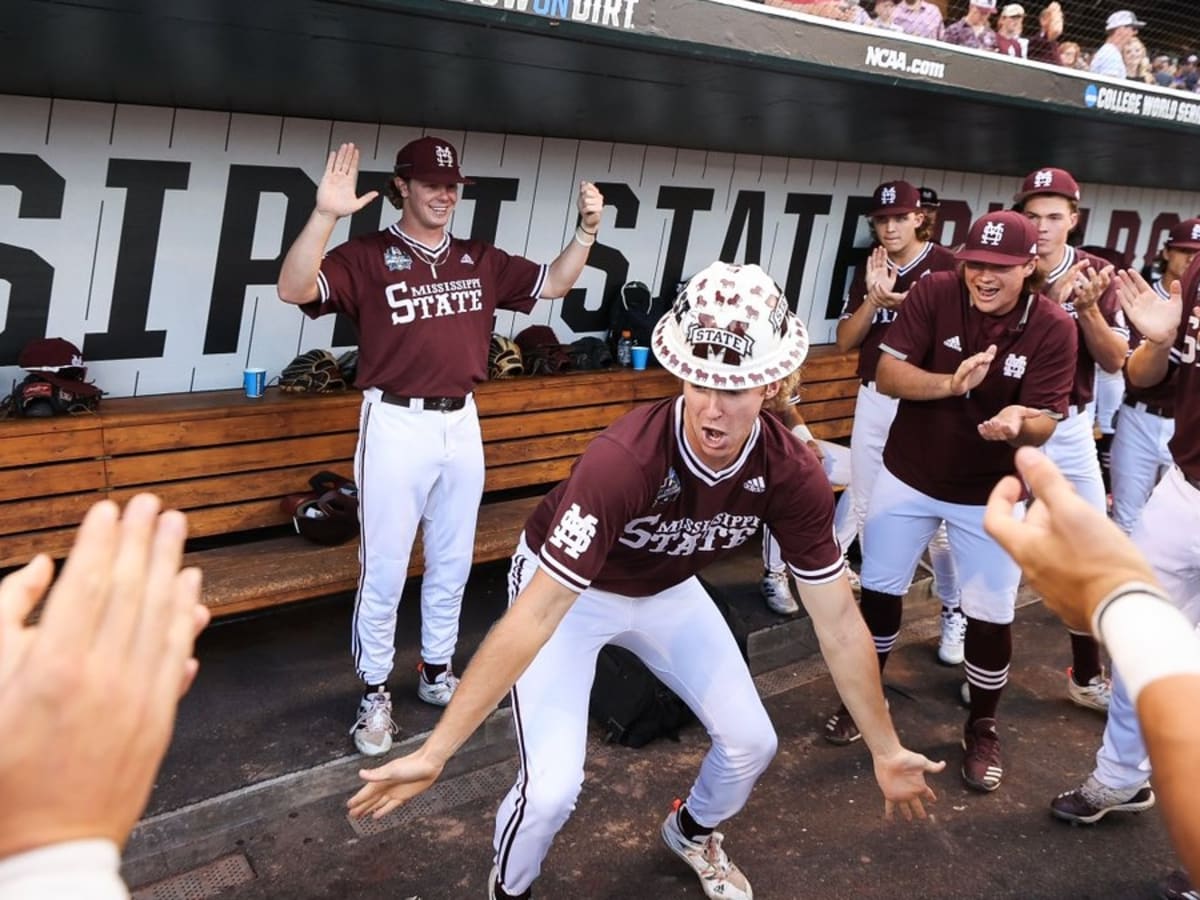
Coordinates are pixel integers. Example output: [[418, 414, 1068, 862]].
[[617, 330, 633, 367]]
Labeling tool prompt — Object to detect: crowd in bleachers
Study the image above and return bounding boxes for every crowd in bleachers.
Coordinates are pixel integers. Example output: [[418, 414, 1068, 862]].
[[764, 1, 1200, 91]]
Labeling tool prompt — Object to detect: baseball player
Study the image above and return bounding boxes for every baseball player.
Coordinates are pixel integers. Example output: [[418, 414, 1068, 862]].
[[835, 181, 965, 670], [1047, 259, 1200, 835], [825, 211, 1077, 791], [348, 262, 944, 900], [1013, 167, 1129, 712], [277, 139, 604, 755], [1108, 219, 1200, 534]]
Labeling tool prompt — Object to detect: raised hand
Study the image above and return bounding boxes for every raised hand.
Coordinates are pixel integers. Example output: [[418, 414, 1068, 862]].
[[578, 181, 605, 231], [984, 447, 1159, 632], [316, 143, 380, 219], [950, 344, 996, 396], [0, 495, 209, 857], [865, 247, 905, 308], [1115, 269, 1183, 346]]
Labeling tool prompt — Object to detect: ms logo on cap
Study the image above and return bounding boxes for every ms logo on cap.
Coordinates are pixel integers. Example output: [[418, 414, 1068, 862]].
[[980, 222, 1006, 246], [1033, 170, 1054, 188], [434, 145, 455, 167], [880, 185, 897, 205]]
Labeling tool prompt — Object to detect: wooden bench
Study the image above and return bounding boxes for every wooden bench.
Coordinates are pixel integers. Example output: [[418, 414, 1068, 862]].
[[0, 345, 858, 617]]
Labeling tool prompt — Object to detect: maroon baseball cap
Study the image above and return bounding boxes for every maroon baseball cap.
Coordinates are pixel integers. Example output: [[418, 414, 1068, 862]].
[[1165, 218, 1200, 251], [17, 337, 102, 397], [1013, 167, 1081, 205], [867, 181, 922, 218], [956, 211, 1039, 266], [393, 136, 474, 185]]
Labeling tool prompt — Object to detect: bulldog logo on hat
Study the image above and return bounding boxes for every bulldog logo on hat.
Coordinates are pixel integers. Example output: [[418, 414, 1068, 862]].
[[653, 262, 809, 387]]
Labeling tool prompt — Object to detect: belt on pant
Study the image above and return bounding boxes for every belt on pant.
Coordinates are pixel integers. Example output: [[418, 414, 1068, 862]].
[[1123, 397, 1171, 419], [380, 392, 467, 412]]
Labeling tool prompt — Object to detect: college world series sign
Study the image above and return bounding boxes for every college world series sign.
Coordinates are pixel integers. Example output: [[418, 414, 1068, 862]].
[[1, 94, 1197, 398]]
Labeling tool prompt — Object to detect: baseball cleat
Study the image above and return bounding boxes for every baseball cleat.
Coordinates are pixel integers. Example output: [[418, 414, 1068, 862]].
[[350, 690, 397, 756], [661, 803, 752, 900], [1050, 775, 1155, 825]]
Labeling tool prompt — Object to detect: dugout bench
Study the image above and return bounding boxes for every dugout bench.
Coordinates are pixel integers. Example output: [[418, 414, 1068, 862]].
[[0, 345, 858, 618]]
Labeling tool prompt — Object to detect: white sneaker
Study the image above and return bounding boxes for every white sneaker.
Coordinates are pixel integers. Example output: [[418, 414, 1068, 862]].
[[1067, 668, 1111, 712], [350, 690, 396, 756], [417, 665, 460, 707], [760, 570, 799, 615], [661, 805, 752, 900], [938, 609, 967, 666]]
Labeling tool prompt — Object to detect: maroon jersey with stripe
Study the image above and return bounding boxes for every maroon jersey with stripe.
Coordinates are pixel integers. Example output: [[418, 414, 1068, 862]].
[[1043, 246, 1128, 407], [524, 397, 845, 597], [879, 271, 1077, 504], [1123, 279, 1178, 416], [841, 242, 957, 384], [304, 224, 546, 396], [1169, 258, 1200, 480]]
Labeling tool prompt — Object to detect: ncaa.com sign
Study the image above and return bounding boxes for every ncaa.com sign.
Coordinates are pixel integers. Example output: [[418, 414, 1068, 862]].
[[864, 44, 946, 80]]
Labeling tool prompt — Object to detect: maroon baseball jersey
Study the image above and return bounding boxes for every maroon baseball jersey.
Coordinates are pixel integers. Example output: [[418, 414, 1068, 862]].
[[879, 271, 1077, 504], [1169, 257, 1200, 481], [523, 397, 845, 597], [305, 225, 546, 396], [1043, 246, 1128, 407], [841, 242, 957, 384], [1122, 279, 1178, 416]]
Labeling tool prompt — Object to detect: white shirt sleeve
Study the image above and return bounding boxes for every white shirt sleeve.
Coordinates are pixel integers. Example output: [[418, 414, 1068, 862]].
[[0, 840, 128, 899]]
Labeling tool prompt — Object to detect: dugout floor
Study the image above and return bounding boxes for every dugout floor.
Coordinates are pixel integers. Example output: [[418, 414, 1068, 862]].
[[125, 545, 1184, 899]]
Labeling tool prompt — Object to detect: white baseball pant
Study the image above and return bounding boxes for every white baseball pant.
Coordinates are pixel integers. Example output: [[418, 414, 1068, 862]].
[[851, 383, 960, 605], [351, 390, 485, 685], [861, 467, 1022, 625], [493, 537, 776, 895], [1093, 467, 1200, 790], [762, 440, 855, 570], [1091, 365, 1126, 435], [1109, 402, 1175, 534], [1042, 410, 1107, 511]]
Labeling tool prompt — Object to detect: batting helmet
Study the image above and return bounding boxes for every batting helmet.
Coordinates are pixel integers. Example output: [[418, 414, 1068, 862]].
[[287, 489, 360, 546], [488, 335, 524, 379]]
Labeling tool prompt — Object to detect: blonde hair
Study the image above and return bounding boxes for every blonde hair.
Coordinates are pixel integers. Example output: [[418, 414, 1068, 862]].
[[764, 368, 805, 413]]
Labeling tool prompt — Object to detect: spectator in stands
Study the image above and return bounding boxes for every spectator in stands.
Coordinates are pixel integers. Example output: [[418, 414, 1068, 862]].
[[1176, 54, 1200, 91], [1058, 40, 1084, 69], [1026, 2, 1063, 64], [995, 4, 1027, 58], [944, 1, 999, 53], [1123, 36, 1154, 83], [891, 0, 944, 40], [872, 0, 905, 31], [1152, 55, 1177, 88], [1090, 10, 1144, 79]]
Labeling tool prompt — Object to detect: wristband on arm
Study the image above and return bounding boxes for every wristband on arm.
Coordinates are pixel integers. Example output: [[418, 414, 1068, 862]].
[[1092, 582, 1200, 704]]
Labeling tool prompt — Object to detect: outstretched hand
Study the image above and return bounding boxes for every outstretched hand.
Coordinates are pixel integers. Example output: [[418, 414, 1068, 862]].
[[978, 405, 1043, 443], [316, 143, 380, 219], [874, 747, 946, 822], [984, 447, 1159, 632], [347, 751, 445, 821]]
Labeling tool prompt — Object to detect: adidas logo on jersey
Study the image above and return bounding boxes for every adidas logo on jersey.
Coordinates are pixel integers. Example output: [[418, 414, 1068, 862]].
[[943, 335, 962, 352], [743, 476, 766, 493], [460, 253, 475, 265]]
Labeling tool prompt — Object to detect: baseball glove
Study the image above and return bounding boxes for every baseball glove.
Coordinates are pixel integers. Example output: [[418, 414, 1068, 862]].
[[488, 335, 524, 379], [279, 349, 346, 393]]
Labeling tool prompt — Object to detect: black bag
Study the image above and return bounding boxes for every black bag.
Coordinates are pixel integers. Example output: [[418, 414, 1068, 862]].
[[607, 281, 668, 362], [586, 579, 748, 749], [589, 645, 696, 748]]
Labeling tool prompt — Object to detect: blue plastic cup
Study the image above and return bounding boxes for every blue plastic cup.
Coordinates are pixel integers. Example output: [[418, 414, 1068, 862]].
[[243, 367, 267, 398], [630, 346, 650, 371]]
